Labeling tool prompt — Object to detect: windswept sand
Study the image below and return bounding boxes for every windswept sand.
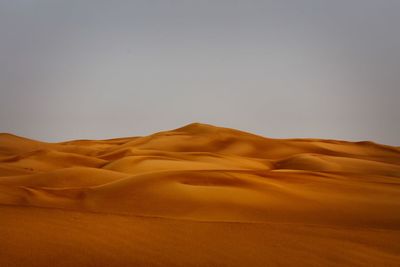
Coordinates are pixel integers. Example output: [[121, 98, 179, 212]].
[[1, 123, 400, 266]]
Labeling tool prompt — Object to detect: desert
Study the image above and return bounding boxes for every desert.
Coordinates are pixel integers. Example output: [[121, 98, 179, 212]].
[[1, 123, 400, 266]]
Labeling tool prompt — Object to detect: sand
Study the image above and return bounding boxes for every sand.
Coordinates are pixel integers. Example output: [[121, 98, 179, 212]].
[[1, 123, 399, 266]]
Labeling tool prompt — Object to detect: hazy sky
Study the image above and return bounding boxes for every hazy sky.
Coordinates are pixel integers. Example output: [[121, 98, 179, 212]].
[[0, 1, 399, 145]]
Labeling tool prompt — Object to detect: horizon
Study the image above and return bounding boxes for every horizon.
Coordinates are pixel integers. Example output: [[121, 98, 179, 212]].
[[1, 122, 399, 147]]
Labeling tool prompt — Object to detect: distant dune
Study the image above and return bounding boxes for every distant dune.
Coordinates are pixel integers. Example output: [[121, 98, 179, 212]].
[[1, 123, 400, 266]]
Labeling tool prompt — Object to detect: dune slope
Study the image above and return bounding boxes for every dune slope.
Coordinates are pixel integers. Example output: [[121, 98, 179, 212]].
[[0, 123, 399, 266]]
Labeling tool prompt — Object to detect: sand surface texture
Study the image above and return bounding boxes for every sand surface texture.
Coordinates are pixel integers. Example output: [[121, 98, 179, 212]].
[[1, 123, 400, 266]]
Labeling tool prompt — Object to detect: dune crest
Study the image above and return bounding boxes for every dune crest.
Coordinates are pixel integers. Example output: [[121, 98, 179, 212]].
[[1, 123, 399, 266]]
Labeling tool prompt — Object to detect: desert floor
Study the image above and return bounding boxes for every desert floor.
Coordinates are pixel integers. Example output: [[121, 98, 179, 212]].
[[1, 123, 400, 266]]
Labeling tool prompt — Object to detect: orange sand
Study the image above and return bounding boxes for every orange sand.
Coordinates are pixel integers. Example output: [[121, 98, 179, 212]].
[[1, 123, 399, 266]]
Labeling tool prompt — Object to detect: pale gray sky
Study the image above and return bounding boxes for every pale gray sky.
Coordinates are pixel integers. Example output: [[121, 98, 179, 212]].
[[0, 0, 399, 145]]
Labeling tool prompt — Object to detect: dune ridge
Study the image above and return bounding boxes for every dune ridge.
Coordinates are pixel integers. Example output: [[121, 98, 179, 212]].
[[1, 123, 399, 266]]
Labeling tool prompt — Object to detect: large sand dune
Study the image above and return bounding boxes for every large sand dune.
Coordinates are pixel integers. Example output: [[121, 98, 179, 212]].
[[1, 123, 399, 266]]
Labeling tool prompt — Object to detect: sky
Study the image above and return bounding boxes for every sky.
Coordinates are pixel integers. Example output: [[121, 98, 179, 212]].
[[0, 0, 399, 145]]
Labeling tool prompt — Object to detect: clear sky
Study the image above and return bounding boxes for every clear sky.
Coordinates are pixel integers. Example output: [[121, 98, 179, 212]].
[[0, 1, 399, 145]]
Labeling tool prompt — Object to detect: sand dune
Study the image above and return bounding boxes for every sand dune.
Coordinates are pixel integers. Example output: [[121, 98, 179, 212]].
[[0, 133, 54, 157], [0, 149, 108, 172], [0, 167, 128, 187], [0, 123, 399, 266]]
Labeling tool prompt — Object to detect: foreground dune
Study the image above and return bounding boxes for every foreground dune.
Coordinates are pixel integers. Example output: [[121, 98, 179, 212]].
[[1, 123, 399, 266]]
